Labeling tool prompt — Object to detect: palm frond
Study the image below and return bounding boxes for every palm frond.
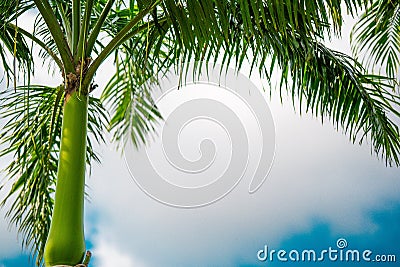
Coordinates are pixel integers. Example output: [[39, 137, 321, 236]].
[[280, 39, 400, 165], [88, 0, 370, 89], [100, 50, 161, 148], [0, 85, 62, 266], [0, 85, 107, 266], [0, 0, 35, 85], [32, 14, 61, 73], [27, 0, 74, 74], [132, 0, 400, 165], [89, 1, 165, 148], [351, 0, 400, 79], [154, 0, 367, 64]]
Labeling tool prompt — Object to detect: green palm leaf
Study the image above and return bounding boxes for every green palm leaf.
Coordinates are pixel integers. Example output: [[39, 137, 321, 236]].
[[134, 0, 400, 165], [0, 85, 107, 265], [101, 52, 161, 148], [351, 0, 400, 79], [279, 40, 400, 165], [0, 0, 34, 85]]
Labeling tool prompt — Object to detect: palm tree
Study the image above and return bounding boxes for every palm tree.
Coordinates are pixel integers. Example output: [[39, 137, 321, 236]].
[[351, 0, 400, 80], [0, 0, 399, 266]]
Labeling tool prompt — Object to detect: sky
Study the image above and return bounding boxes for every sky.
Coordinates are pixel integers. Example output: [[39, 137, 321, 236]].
[[1, 8, 400, 267]]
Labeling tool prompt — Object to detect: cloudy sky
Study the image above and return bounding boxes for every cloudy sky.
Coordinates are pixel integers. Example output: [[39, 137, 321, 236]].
[[1, 8, 399, 267]]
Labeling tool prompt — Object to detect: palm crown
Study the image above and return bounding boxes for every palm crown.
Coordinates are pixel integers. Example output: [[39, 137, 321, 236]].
[[0, 0, 399, 266]]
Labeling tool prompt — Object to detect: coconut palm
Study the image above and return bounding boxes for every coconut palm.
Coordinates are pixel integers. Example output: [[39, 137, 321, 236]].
[[351, 0, 400, 80], [0, 0, 400, 266]]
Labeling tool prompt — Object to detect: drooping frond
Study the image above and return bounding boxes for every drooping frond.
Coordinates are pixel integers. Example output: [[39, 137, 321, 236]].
[[0, 85, 63, 266], [97, 0, 378, 149], [101, 50, 161, 148], [279, 39, 400, 165], [0, 0, 35, 85], [95, 1, 165, 148], [0, 85, 107, 265], [133, 0, 400, 165], [351, 0, 400, 79]]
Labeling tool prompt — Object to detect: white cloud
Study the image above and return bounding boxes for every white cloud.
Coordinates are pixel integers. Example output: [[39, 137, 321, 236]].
[[91, 237, 147, 267], [85, 89, 400, 266], [83, 14, 400, 264]]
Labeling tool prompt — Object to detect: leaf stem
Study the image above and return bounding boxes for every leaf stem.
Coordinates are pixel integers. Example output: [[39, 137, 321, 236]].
[[86, 0, 116, 57], [7, 23, 64, 72], [82, 0, 160, 89], [76, 0, 94, 63], [72, 0, 81, 55], [56, 1, 72, 48], [33, 0, 74, 73]]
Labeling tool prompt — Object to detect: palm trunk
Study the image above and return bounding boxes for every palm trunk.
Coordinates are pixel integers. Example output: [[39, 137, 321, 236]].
[[44, 90, 88, 266]]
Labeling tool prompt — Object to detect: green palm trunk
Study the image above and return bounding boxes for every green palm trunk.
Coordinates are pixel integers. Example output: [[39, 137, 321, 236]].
[[44, 91, 88, 266]]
